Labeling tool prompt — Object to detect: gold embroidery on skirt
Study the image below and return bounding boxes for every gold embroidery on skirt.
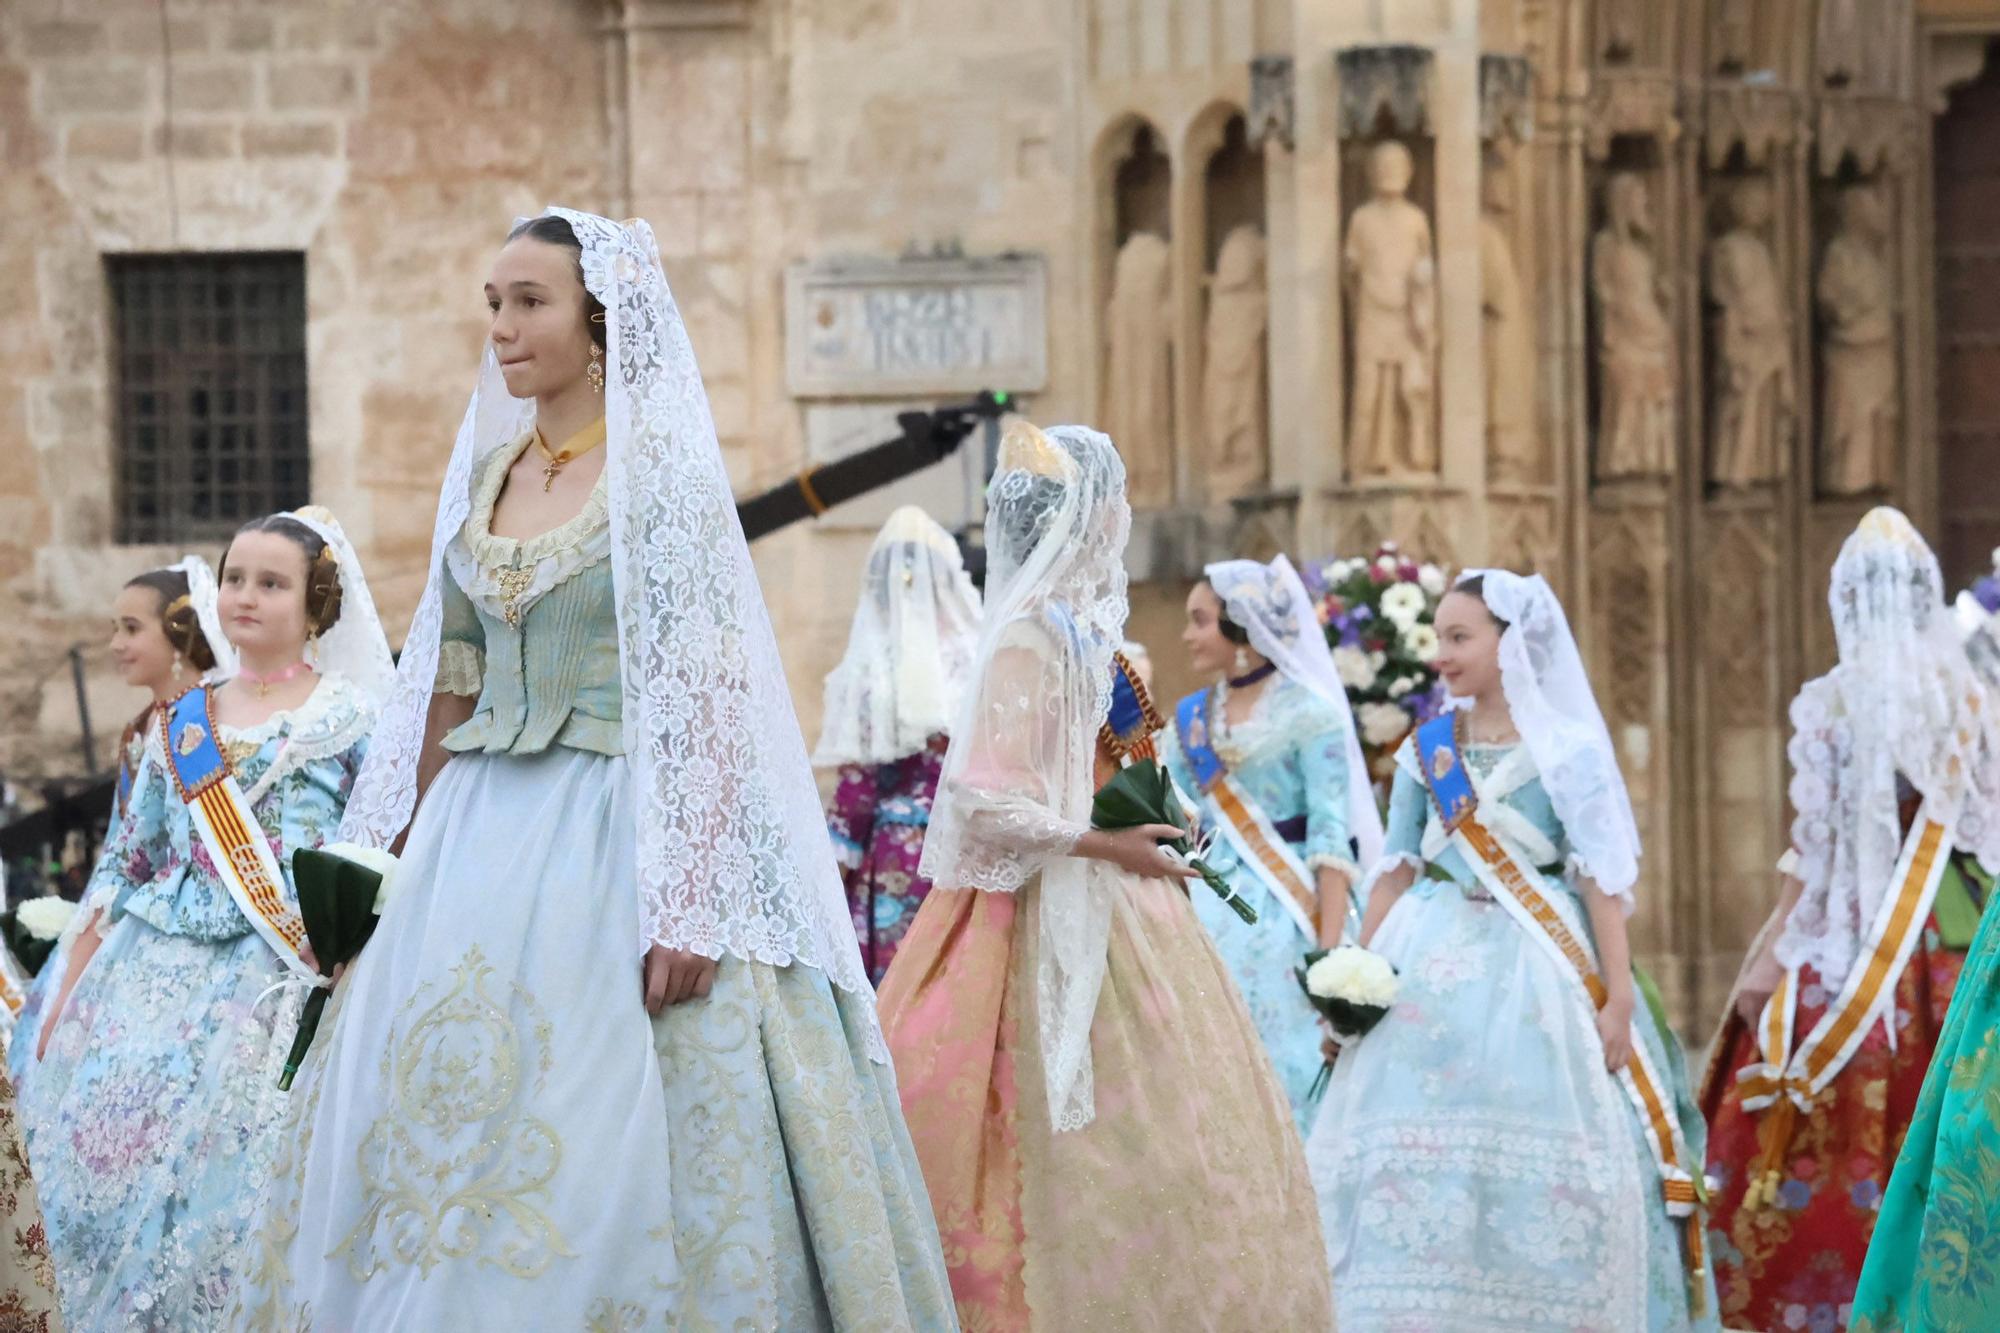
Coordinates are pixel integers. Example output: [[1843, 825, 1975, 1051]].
[[332, 946, 576, 1281]]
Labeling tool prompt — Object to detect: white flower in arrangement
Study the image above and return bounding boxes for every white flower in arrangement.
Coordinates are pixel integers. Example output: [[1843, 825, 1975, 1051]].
[[1369, 650, 1387, 672], [318, 841, 401, 914], [1387, 676, 1415, 699], [1380, 583, 1427, 626], [1418, 563, 1448, 596], [1333, 646, 1378, 691], [1374, 554, 1400, 576], [1403, 623, 1441, 663], [16, 896, 76, 943], [1304, 945, 1400, 1008], [1357, 701, 1412, 747], [1990, 545, 2000, 573]]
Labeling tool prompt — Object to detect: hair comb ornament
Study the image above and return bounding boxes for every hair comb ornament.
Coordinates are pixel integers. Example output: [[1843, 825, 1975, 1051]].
[[999, 420, 1075, 481]]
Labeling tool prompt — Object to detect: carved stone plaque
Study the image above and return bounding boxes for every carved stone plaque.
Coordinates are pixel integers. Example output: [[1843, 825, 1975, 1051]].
[[784, 255, 1049, 398]]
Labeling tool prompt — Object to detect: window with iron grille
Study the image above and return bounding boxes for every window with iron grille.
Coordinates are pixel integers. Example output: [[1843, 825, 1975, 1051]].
[[110, 253, 309, 544]]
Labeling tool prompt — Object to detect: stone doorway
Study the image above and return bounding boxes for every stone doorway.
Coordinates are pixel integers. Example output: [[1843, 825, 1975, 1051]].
[[1936, 41, 2000, 587]]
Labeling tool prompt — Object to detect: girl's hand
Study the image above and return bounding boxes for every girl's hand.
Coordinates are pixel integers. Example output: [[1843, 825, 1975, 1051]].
[[1596, 994, 1634, 1073], [643, 945, 718, 1015], [1093, 825, 1200, 880]]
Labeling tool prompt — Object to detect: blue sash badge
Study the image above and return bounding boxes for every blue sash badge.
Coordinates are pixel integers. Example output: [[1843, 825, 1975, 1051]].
[[1416, 712, 1476, 831], [162, 687, 228, 802], [1174, 688, 1226, 792]]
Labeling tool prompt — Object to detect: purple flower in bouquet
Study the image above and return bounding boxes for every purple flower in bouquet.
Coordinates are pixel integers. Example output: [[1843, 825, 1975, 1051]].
[[1976, 574, 2000, 615]]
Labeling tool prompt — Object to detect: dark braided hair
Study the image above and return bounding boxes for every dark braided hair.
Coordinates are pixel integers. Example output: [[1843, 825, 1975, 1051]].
[[122, 568, 219, 672]]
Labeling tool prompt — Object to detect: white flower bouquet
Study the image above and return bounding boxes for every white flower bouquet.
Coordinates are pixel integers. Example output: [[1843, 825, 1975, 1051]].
[[16, 896, 76, 943], [1295, 943, 1400, 1098]]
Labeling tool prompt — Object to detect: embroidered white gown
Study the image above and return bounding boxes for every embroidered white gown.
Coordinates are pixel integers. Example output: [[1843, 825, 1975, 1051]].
[[234, 440, 955, 1331]]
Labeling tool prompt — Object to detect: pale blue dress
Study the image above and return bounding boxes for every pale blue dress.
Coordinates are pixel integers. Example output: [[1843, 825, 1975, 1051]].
[[27, 675, 373, 1331], [1160, 675, 1359, 1132], [234, 437, 955, 1331], [1304, 739, 1719, 1333]]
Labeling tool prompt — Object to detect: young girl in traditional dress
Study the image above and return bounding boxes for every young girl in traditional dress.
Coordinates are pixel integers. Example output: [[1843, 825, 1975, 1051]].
[[1703, 507, 2000, 1332], [1307, 571, 1717, 1332], [816, 505, 982, 983], [10, 559, 235, 1093], [30, 511, 389, 1329], [878, 419, 1333, 1330], [235, 210, 954, 1329], [1161, 555, 1382, 1131]]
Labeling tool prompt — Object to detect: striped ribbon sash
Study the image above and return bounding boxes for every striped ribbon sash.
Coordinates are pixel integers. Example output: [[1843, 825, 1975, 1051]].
[[160, 688, 313, 980], [1735, 808, 1952, 1209], [1174, 687, 1325, 941], [1417, 714, 1707, 1312]]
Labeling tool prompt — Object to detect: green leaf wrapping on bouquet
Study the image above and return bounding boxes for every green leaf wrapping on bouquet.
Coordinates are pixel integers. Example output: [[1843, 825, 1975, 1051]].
[[278, 848, 388, 1090], [1090, 760, 1257, 924]]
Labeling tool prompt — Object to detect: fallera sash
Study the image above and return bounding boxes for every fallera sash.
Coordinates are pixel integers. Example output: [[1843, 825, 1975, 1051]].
[[1176, 687, 1327, 942], [161, 687, 313, 980], [1734, 806, 1952, 1210], [1415, 713, 1708, 1314]]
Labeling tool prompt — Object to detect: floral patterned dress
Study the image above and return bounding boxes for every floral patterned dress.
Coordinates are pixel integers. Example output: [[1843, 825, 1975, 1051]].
[[1160, 674, 1360, 1133], [1850, 863, 2000, 1331], [1701, 878, 1968, 1332], [0, 1065, 59, 1331], [26, 676, 372, 1331], [826, 735, 948, 985], [1306, 739, 1718, 1332]]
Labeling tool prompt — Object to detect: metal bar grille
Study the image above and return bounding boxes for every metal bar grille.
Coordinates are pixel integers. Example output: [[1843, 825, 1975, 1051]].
[[110, 253, 309, 544]]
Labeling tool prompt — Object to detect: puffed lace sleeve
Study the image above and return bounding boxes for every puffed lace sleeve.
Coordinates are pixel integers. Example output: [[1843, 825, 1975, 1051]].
[[1295, 691, 1361, 879], [920, 619, 1088, 894], [434, 564, 485, 698]]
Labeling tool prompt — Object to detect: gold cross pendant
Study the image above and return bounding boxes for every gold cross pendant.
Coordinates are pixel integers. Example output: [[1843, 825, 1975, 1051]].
[[542, 458, 563, 491]]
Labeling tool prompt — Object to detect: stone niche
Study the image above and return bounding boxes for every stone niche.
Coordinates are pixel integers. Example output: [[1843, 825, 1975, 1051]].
[[1196, 111, 1271, 506], [783, 252, 1049, 529], [1338, 45, 1440, 485], [1101, 120, 1177, 510]]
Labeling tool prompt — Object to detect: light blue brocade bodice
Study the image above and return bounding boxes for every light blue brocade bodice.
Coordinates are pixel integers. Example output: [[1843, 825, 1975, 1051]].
[[435, 435, 626, 758]]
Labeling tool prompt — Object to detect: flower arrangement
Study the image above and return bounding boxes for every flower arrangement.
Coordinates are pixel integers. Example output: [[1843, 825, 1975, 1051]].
[[16, 896, 76, 944], [1301, 543, 1450, 766]]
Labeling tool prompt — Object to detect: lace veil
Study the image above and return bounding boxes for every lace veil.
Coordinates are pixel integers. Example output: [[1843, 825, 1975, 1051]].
[[1204, 554, 1385, 871], [336, 209, 875, 1023], [921, 421, 1131, 1130], [161, 554, 238, 680], [813, 505, 983, 767], [1461, 569, 1643, 903], [1777, 507, 2000, 985], [280, 507, 396, 705]]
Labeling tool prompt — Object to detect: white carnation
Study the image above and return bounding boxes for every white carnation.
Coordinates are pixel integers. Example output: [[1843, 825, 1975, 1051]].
[[1369, 650, 1388, 672], [1380, 582, 1427, 627], [1357, 701, 1411, 747], [318, 841, 401, 914], [1418, 563, 1447, 596], [1333, 645, 1378, 691], [1304, 945, 1399, 1007], [16, 896, 75, 943], [1374, 554, 1399, 575], [1387, 676, 1414, 699], [1403, 623, 1440, 663]]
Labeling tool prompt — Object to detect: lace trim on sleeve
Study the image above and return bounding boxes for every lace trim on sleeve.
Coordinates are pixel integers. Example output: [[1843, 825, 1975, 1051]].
[[236, 675, 378, 807], [435, 640, 486, 698]]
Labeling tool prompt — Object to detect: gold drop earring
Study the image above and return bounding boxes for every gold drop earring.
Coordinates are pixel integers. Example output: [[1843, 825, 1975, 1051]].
[[587, 312, 607, 393]]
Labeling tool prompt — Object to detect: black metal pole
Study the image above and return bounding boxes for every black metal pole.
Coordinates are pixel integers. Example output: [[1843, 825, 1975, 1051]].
[[69, 645, 97, 776], [734, 391, 1014, 542]]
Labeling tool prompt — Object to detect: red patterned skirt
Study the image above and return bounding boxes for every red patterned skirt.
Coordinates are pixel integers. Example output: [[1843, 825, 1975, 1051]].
[[1700, 924, 1963, 1333]]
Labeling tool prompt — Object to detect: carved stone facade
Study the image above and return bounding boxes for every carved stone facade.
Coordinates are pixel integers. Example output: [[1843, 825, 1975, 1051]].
[[1, 0, 1990, 1035]]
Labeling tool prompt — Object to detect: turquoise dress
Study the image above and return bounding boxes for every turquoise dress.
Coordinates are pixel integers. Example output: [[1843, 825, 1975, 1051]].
[[1160, 674, 1358, 1131], [1304, 739, 1719, 1332], [236, 436, 955, 1330], [27, 675, 373, 1329], [1851, 867, 2000, 1331]]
